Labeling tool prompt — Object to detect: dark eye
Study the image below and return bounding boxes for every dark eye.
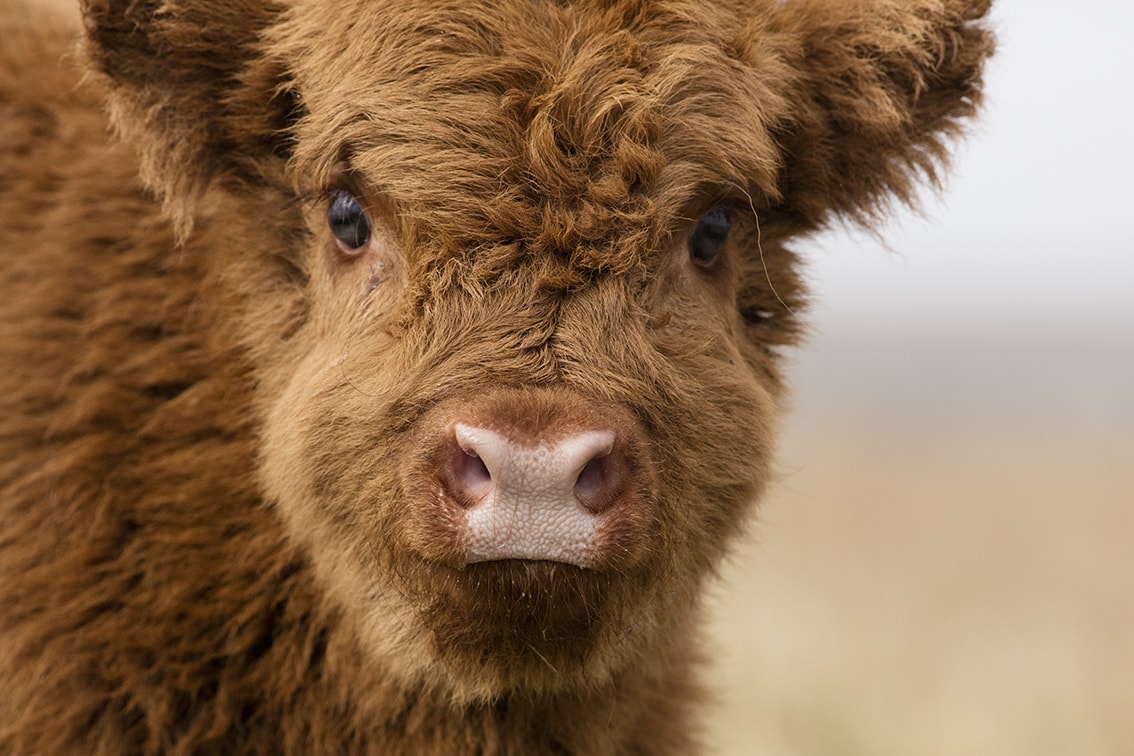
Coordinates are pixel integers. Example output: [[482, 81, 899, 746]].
[[688, 205, 730, 267], [327, 190, 372, 252]]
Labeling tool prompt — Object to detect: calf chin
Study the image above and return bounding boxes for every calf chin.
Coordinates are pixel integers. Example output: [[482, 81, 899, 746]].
[[403, 560, 646, 699]]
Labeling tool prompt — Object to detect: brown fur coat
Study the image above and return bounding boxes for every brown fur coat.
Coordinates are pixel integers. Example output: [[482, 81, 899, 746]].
[[0, 0, 993, 752]]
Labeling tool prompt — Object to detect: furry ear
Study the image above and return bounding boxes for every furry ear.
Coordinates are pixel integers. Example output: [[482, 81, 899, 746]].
[[765, 0, 994, 230], [82, 0, 295, 236]]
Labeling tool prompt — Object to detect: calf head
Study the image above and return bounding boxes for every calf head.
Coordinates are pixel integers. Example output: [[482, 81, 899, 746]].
[[84, 0, 991, 701]]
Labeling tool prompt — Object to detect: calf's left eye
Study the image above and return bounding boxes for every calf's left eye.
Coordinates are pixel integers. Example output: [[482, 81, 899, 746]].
[[327, 190, 372, 252], [688, 205, 731, 267]]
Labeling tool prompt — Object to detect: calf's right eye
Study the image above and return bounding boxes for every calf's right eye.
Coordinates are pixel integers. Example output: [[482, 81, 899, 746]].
[[327, 190, 372, 253], [688, 205, 730, 268]]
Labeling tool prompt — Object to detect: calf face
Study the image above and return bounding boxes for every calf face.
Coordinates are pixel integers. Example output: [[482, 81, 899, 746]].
[[77, 0, 992, 706]]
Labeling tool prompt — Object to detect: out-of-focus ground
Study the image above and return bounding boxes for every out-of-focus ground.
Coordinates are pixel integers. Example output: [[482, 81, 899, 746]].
[[706, 334, 1133, 756]]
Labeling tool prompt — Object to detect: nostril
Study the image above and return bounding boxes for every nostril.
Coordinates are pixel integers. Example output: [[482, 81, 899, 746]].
[[458, 450, 491, 489], [452, 424, 495, 491], [442, 439, 494, 508], [575, 449, 625, 515], [573, 456, 607, 501]]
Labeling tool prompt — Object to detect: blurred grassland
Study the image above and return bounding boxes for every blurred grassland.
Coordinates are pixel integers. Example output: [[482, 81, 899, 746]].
[[706, 337, 1133, 756]]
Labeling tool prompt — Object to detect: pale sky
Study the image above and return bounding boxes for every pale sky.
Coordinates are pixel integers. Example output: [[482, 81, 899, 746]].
[[802, 0, 1134, 341]]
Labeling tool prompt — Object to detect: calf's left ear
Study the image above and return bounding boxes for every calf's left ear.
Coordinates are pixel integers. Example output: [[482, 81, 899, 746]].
[[82, 0, 294, 236], [763, 0, 995, 230]]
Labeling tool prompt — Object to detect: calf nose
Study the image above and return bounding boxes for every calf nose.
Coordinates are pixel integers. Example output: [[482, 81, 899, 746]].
[[402, 389, 658, 570], [450, 424, 618, 515], [439, 421, 628, 567]]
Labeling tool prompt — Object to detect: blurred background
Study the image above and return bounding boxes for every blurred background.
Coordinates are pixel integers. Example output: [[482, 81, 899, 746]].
[[707, 1, 1133, 754]]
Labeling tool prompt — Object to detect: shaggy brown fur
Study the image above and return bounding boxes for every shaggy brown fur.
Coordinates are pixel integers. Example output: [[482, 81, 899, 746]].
[[0, 0, 993, 752]]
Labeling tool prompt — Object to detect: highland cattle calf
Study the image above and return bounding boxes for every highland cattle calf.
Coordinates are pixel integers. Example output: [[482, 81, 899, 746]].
[[0, 0, 993, 752]]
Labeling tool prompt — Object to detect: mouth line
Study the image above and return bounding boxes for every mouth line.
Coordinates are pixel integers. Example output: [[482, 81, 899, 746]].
[[454, 557, 596, 578], [464, 556, 591, 569]]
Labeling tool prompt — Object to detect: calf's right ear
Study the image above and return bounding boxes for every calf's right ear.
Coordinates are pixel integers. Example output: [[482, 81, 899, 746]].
[[82, 0, 296, 237]]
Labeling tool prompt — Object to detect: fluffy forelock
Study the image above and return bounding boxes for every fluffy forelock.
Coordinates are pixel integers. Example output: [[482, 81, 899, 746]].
[[271, 0, 793, 275]]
